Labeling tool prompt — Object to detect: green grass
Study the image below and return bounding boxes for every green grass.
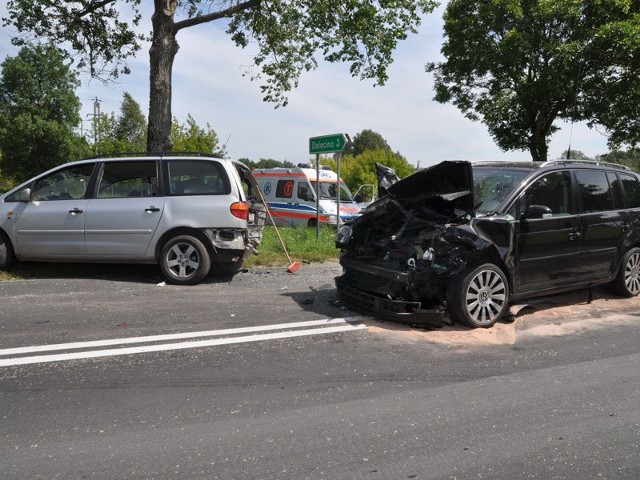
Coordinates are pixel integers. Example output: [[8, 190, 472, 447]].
[[245, 225, 340, 267], [0, 226, 340, 280]]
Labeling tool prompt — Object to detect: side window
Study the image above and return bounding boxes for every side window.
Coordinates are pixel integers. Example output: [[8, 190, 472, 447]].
[[97, 161, 158, 198], [275, 180, 294, 199], [298, 182, 313, 201], [575, 170, 614, 213], [521, 171, 574, 216], [620, 173, 640, 208], [32, 164, 95, 201], [607, 172, 625, 210], [167, 160, 231, 196]]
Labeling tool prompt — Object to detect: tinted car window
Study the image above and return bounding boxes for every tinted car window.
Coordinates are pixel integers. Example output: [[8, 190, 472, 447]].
[[167, 160, 230, 195], [575, 170, 614, 213], [521, 170, 574, 215], [97, 161, 158, 198], [607, 172, 625, 209], [620, 173, 640, 208], [31, 164, 95, 201]]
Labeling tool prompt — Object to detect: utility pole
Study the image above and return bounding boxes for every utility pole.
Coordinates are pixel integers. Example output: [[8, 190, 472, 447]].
[[86, 97, 102, 153]]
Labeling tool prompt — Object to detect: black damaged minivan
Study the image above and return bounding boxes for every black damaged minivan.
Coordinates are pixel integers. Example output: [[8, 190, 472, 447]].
[[335, 160, 640, 328]]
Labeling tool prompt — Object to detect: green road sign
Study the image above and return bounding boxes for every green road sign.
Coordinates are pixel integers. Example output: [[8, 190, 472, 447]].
[[309, 133, 350, 154]]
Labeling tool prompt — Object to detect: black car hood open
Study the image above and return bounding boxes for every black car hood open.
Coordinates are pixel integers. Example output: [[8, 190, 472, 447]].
[[385, 160, 474, 212]]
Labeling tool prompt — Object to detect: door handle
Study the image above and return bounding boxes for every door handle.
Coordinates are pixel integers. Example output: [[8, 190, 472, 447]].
[[145, 206, 160, 212], [68, 208, 84, 215]]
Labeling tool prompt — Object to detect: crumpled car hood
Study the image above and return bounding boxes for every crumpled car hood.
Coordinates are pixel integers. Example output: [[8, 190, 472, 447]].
[[385, 160, 473, 210], [336, 161, 474, 254]]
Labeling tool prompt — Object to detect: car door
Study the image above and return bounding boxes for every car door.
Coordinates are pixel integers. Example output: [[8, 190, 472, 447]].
[[15, 163, 95, 256], [84, 160, 165, 256], [513, 170, 581, 293], [574, 169, 627, 281]]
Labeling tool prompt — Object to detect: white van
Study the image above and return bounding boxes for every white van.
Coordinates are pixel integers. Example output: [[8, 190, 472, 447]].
[[253, 166, 362, 227]]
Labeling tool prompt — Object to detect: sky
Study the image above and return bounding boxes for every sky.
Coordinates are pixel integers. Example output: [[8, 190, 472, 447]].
[[0, 4, 611, 168]]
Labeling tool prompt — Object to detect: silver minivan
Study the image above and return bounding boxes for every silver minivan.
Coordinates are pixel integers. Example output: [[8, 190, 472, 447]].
[[0, 155, 266, 284]]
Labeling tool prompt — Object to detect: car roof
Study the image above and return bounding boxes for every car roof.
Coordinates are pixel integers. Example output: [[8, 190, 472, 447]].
[[472, 159, 632, 173]]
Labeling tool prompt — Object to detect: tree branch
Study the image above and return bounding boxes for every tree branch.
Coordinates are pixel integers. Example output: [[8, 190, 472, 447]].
[[174, 0, 261, 33], [73, 0, 117, 19]]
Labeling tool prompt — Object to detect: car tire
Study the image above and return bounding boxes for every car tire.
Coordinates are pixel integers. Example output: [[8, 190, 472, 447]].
[[610, 247, 640, 297], [0, 233, 13, 270], [447, 263, 509, 328], [160, 235, 211, 285]]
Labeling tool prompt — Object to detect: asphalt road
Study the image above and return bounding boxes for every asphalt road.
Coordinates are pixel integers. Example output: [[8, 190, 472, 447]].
[[1, 262, 640, 479]]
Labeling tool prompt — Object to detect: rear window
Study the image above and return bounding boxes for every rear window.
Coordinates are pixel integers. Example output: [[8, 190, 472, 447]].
[[620, 173, 640, 208], [166, 160, 231, 196]]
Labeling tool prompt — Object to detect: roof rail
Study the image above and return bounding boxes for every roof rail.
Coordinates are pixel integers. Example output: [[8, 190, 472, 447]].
[[545, 159, 630, 170], [90, 151, 219, 159]]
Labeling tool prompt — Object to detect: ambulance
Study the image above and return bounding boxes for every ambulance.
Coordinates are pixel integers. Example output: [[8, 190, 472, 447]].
[[253, 165, 362, 227]]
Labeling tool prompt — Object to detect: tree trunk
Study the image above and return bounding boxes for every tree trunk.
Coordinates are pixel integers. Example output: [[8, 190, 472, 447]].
[[148, 1, 179, 153]]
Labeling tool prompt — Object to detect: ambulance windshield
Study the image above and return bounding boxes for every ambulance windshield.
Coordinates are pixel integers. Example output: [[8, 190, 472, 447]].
[[312, 181, 354, 202]]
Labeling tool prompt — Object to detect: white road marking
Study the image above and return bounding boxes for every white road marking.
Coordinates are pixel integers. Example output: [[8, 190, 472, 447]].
[[0, 317, 367, 367]]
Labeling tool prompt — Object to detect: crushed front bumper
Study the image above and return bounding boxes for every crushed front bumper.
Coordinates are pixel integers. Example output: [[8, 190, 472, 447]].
[[335, 275, 445, 328]]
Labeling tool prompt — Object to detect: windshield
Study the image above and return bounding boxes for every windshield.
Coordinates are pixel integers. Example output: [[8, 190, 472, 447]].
[[312, 181, 354, 202], [472, 167, 531, 215]]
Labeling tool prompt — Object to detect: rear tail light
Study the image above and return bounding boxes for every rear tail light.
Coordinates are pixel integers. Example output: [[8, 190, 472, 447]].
[[230, 201, 249, 220]]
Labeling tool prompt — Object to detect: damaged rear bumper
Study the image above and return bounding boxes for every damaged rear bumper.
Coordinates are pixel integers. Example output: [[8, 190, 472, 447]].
[[335, 275, 445, 328]]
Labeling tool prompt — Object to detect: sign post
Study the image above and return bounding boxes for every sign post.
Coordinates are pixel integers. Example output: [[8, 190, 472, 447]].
[[308, 134, 352, 237]]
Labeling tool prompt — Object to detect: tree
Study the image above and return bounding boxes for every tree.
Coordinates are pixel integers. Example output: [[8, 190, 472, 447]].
[[113, 92, 147, 151], [427, 0, 640, 162], [4, 1, 437, 153], [0, 44, 90, 182], [171, 114, 226, 156], [559, 149, 591, 160], [326, 148, 415, 194], [349, 129, 392, 156], [596, 148, 640, 172]]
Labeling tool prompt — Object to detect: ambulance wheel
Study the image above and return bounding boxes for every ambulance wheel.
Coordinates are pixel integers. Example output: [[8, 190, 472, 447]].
[[308, 218, 317, 228]]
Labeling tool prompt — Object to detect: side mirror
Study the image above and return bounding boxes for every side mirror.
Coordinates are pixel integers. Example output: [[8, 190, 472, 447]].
[[522, 204, 552, 220], [19, 188, 31, 202]]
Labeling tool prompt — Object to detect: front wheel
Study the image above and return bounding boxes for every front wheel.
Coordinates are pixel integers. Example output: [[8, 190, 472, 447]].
[[160, 235, 211, 285], [447, 263, 509, 328], [610, 248, 640, 297]]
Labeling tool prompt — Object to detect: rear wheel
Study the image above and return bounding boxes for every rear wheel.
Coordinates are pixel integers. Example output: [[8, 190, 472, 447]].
[[610, 248, 640, 297], [160, 235, 211, 285], [0, 234, 13, 270], [447, 263, 509, 328]]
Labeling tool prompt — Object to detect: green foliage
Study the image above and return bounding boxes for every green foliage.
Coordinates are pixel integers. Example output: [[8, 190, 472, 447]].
[[244, 226, 339, 267], [596, 148, 640, 172], [4, 1, 437, 152], [326, 148, 416, 194], [91, 93, 147, 155], [0, 44, 89, 182], [171, 114, 226, 156], [3, 0, 145, 79], [349, 129, 391, 156], [113, 92, 147, 149], [427, 0, 640, 161], [559, 149, 592, 160]]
